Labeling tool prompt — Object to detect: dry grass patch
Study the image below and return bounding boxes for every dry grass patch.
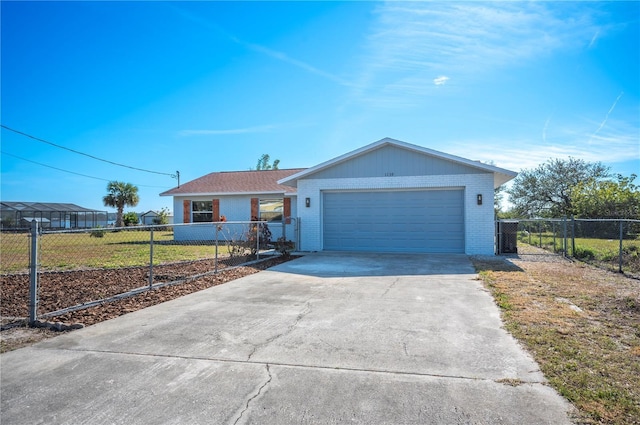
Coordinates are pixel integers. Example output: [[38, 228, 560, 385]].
[[472, 249, 640, 424]]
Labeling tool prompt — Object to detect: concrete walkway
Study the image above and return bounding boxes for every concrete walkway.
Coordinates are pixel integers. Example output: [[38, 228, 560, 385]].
[[1, 253, 574, 424]]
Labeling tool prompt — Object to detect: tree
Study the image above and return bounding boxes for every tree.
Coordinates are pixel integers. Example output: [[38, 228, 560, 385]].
[[507, 158, 609, 218], [494, 185, 505, 216], [572, 174, 640, 219], [256, 154, 280, 170], [152, 207, 170, 225], [103, 181, 140, 228]]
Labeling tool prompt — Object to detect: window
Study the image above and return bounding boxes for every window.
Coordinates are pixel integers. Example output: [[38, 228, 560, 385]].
[[192, 201, 212, 223], [259, 198, 283, 222]]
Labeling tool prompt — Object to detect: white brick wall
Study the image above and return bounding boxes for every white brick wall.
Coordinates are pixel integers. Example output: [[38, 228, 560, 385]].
[[296, 174, 495, 255]]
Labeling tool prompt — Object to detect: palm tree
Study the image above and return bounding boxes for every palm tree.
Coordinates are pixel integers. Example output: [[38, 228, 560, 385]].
[[103, 181, 140, 228]]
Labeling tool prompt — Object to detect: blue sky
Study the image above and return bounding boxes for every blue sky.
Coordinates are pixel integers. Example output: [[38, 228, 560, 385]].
[[2, 1, 638, 213]]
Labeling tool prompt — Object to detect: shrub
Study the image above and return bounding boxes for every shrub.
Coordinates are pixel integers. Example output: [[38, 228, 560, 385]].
[[89, 226, 105, 238], [246, 219, 271, 256], [275, 237, 295, 258], [122, 212, 139, 226], [574, 246, 595, 260]]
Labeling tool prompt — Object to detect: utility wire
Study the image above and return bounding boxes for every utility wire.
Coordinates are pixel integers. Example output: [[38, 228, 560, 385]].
[[1, 151, 171, 189], [1, 124, 177, 178]]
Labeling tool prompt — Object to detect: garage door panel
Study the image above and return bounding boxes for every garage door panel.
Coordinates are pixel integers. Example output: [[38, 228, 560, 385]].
[[323, 190, 464, 253]]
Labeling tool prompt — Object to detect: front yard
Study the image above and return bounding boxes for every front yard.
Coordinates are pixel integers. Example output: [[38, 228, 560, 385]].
[[473, 245, 640, 424]]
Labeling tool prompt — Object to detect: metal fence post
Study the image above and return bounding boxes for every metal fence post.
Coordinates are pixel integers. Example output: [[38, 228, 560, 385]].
[[29, 219, 39, 325], [149, 227, 154, 289], [619, 220, 624, 273], [563, 217, 568, 257], [282, 218, 287, 245], [571, 216, 576, 257], [538, 221, 542, 247], [256, 221, 260, 260], [215, 225, 219, 274]]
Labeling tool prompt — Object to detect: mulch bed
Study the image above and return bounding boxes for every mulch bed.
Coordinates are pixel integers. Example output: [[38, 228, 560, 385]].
[[1, 255, 295, 327]]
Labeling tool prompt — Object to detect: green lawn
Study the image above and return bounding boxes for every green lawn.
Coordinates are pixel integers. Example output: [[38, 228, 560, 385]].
[[0, 230, 230, 272], [518, 232, 640, 274]]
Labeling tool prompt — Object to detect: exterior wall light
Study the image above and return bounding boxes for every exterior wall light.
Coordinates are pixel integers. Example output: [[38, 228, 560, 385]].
[[305, 197, 311, 208], [477, 194, 483, 205]]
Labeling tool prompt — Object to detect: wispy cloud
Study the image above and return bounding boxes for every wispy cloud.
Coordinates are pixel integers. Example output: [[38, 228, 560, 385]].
[[589, 91, 624, 143], [449, 140, 579, 172], [451, 116, 638, 173], [433, 76, 449, 86], [238, 40, 354, 87], [179, 125, 277, 137], [170, 4, 351, 87], [588, 29, 600, 49], [352, 2, 599, 107]]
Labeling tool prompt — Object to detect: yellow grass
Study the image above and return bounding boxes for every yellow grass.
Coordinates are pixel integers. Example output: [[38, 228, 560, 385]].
[[473, 249, 640, 424]]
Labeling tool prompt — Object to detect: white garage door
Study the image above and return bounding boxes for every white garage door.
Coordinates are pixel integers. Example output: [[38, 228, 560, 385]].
[[323, 190, 464, 253]]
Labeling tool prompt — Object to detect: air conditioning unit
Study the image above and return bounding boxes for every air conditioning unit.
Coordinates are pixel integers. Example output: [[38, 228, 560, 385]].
[[496, 220, 518, 254]]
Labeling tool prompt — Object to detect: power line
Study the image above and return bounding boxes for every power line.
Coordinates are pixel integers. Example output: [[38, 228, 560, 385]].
[[1, 124, 177, 178], [1, 151, 171, 189]]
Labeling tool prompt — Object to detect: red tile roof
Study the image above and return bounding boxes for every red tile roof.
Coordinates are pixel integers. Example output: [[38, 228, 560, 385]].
[[160, 168, 306, 196]]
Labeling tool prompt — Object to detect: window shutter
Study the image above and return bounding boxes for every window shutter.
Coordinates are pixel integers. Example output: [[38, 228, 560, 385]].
[[283, 197, 291, 224], [251, 198, 259, 220], [183, 200, 191, 223], [212, 199, 220, 222]]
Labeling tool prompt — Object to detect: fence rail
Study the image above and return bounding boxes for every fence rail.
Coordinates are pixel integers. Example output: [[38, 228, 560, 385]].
[[499, 218, 640, 277], [0, 219, 299, 324]]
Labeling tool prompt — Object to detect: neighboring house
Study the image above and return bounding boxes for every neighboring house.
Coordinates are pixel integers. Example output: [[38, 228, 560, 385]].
[[160, 138, 517, 255], [140, 210, 159, 225], [139, 210, 174, 225]]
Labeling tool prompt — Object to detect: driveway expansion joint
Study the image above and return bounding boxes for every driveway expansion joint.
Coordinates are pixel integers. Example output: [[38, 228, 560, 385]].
[[55, 347, 547, 385]]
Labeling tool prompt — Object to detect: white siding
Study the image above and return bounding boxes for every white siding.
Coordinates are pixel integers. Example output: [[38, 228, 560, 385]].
[[307, 145, 490, 179]]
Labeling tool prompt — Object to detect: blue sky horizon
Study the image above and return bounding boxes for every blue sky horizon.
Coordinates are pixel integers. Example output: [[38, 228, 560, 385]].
[[2, 1, 638, 213]]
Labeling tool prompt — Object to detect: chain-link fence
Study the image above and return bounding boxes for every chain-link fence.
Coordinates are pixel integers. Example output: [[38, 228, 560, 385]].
[[1, 219, 299, 323], [499, 218, 640, 277]]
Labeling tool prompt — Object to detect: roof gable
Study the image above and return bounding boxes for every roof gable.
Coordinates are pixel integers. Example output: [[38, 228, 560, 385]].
[[160, 168, 305, 197], [279, 138, 517, 188], [305, 143, 486, 180]]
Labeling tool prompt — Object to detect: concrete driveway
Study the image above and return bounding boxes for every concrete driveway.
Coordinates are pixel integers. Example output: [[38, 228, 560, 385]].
[[1, 253, 574, 424]]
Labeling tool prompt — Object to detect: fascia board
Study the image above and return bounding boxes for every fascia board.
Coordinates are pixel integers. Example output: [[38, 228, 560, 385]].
[[163, 191, 297, 198]]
